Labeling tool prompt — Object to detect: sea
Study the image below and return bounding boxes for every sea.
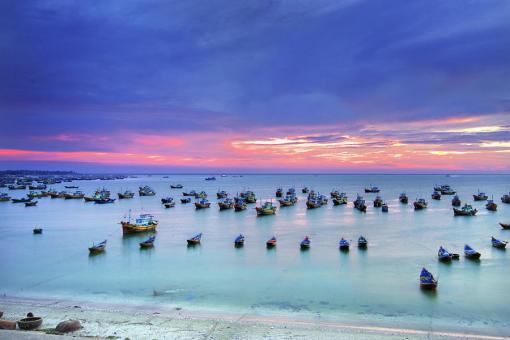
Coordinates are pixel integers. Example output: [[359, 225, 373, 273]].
[[1, 174, 509, 336]]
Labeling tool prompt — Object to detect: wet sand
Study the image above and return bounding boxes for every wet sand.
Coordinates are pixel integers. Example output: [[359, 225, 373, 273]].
[[1, 296, 508, 339]]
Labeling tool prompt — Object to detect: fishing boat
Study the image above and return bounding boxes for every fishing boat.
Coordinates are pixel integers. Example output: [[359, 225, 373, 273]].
[[501, 193, 510, 204], [431, 191, 441, 200], [302, 187, 309, 193], [64, 191, 85, 199], [364, 185, 380, 193], [83, 195, 96, 202], [413, 198, 427, 210], [27, 191, 43, 199], [319, 194, 328, 205], [240, 190, 257, 203], [118, 190, 135, 199], [300, 236, 311, 250], [491, 237, 507, 249], [234, 197, 247, 211], [358, 236, 368, 248], [473, 190, 488, 201], [8, 184, 26, 190], [139, 185, 156, 196], [464, 244, 481, 259], [140, 236, 156, 248], [218, 198, 234, 210], [33, 228, 43, 234], [29, 184, 47, 190], [279, 194, 297, 207], [381, 203, 388, 212], [12, 197, 32, 203], [25, 200, 38, 206], [451, 195, 461, 207], [306, 197, 321, 209], [64, 185, 79, 189], [194, 191, 207, 199], [486, 199, 497, 211], [180, 197, 191, 204], [453, 204, 477, 216], [183, 190, 197, 196], [500, 222, 510, 230], [373, 196, 383, 207], [438, 185, 456, 195], [0, 193, 11, 201], [275, 188, 283, 197], [89, 240, 107, 254], [353, 195, 367, 212], [266, 236, 277, 248], [216, 190, 228, 199], [286, 188, 296, 195], [95, 197, 115, 204], [234, 234, 245, 247], [330, 190, 340, 199], [205, 176, 216, 181], [438, 246, 453, 262], [121, 212, 158, 234], [419, 268, 438, 290], [187, 233, 202, 245], [161, 197, 174, 204], [332, 193, 348, 205], [339, 238, 350, 251], [256, 201, 277, 215], [399, 193, 408, 204], [164, 201, 175, 208], [195, 198, 211, 209], [170, 184, 183, 189]]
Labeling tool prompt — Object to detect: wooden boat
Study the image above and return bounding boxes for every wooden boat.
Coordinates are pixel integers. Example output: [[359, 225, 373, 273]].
[[451, 195, 461, 207], [431, 191, 441, 200], [216, 190, 228, 199], [501, 193, 510, 204], [83, 196, 96, 202], [420, 268, 438, 290], [364, 185, 380, 193], [25, 200, 38, 206], [17, 316, 43, 330], [183, 190, 197, 196], [121, 213, 158, 234], [234, 234, 245, 247], [240, 190, 256, 203], [65, 185, 79, 189], [473, 191, 488, 201], [95, 198, 115, 204], [33, 228, 43, 234], [353, 195, 367, 212], [0, 193, 11, 201], [218, 198, 234, 210], [205, 176, 216, 181], [438, 246, 453, 262], [195, 198, 211, 209], [170, 184, 183, 189], [12, 197, 32, 203], [491, 237, 507, 249], [279, 194, 297, 207], [339, 238, 350, 251], [330, 190, 340, 199], [464, 244, 481, 259], [332, 193, 348, 205], [234, 197, 247, 211], [454, 204, 477, 216], [187, 233, 202, 245], [139, 185, 156, 196], [358, 236, 368, 248], [275, 188, 283, 197], [29, 184, 47, 190], [500, 222, 510, 230], [399, 193, 408, 204], [164, 201, 175, 208], [256, 201, 277, 215], [266, 236, 277, 248], [486, 199, 497, 211], [27, 191, 43, 198], [300, 236, 310, 250], [64, 191, 85, 199], [118, 190, 135, 199], [439, 185, 456, 195], [414, 198, 427, 210], [286, 188, 296, 196], [140, 236, 156, 248], [302, 187, 309, 193], [373, 196, 383, 207], [306, 197, 321, 209], [89, 240, 107, 254], [381, 203, 388, 212], [194, 191, 207, 199], [180, 197, 191, 204], [161, 197, 174, 204]]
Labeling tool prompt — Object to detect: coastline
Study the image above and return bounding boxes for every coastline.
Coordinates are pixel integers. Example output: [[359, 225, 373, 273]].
[[1, 296, 509, 339]]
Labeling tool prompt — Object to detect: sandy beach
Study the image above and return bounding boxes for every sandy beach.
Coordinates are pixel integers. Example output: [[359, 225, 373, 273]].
[[1, 296, 508, 340]]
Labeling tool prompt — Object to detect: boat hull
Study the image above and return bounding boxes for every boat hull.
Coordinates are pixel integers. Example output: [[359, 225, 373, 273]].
[[500, 223, 510, 230], [420, 282, 438, 290], [121, 222, 157, 234]]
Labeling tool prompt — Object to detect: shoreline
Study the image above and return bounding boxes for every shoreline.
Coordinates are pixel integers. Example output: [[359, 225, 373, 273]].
[[1, 296, 509, 339]]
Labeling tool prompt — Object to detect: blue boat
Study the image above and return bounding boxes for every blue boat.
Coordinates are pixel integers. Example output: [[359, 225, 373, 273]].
[[438, 246, 453, 262], [140, 236, 156, 248], [464, 244, 481, 259], [187, 233, 202, 245], [95, 198, 115, 204], [161, 197, 173, 204], [205, 177, 216, 181], [300, 236, 310, 249], [358, 236, 368, 248], [339, 238, 350, 251], [89, 240, 107, 254], [180, 197, 191, 204], [266, 236, 277, 248], [491, 237, 507, 249], [234, 234, 245, 247], [420, 268, 438, 290]]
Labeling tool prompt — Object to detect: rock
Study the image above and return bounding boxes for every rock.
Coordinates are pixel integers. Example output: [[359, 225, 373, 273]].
[[0, 320, 16, 330], [55, 319, 81, 333]]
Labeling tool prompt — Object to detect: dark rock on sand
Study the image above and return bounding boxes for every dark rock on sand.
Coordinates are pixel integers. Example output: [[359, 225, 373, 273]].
[[0, 319, 16, 330], [55, 319, 81, 333]]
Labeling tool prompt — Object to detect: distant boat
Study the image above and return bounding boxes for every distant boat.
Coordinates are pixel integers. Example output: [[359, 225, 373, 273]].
[[187, 233, 202, 245], [420, 268, 438, 290], [240, 190, 257, 203], [216, 190, 228, 199], [275, 188, 283, 197], [332, 193, 348, 205], [453, 204, 477, 216], [195, 198, 211, 209], [266, 236, 277, 248], [118, 190, 134, 199], [399, 193, 408, 204], [300, 236, 310, 250], [486, 199, 497, 211], [218, 198, 234, 210], [64, 185, 79, 189], [194, 191, 207, 199], [339, 238, 350, 251], [464, 244, 481, 259], [161, 197, 174, 204], [501, 193, 510, 204], [25, 200, 38, 207], [140, 236, 156, 248], [256, 201, 277, 215], [364, 185, 380, 193], [353, 195, 367, 212], [234, 234, 245, 247], [381, 203, 388, 213], [12, 197, 32, 203], [33, 228, 43, 234], [431, 191, 441, 200], [95, 198, 115, 204], [451, 195, 461, 207], [413, 198, 427, 210], [302, 187, 309, 194], [491, 237, 507, 249], [180, 197, 191, 204], [164, 201, 175, 208], [183, 190, 196, 196], [170, 184, 183, 189], [500, 222, 510, 230], [438, 246, 454, 262], [139, 185, 156, 196], [89, 240, 107, 254], [473, 190, 488, 201], [234, 197, 247, 211], [373, 196, 383, 207], [0, 193, 11, 201], [205, 177, 216, 181], [121, 212, 158, 234]]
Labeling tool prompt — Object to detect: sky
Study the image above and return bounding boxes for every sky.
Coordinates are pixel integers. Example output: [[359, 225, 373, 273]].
[[0, 0, 509, 173]]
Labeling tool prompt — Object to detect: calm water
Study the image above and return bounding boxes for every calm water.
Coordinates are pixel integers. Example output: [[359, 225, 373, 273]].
[[1, 175, 509, 335]]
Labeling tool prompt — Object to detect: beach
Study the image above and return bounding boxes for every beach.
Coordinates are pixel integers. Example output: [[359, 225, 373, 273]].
[[1, 296, 509, 340]]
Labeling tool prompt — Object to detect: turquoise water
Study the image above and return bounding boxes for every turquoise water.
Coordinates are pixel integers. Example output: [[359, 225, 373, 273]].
[[1, 175, 509, 336]]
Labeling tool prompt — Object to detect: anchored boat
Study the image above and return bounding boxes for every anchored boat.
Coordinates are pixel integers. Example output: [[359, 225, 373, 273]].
[[89, 240, 107, 254], [453, 204, 477, 216], [256, 201, 277, 215], [121, 212, 158, 234], [464, 244, 481, 259], [266, 236, 277, 248], [187, 233, 202, 245], [414, 198, 427, 210], [491, 237, 507, 249], [339, 238, 350, 251], [399, 193, 408, 204], [195, 198, 211, 209], [420, 268, 438, 290]]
